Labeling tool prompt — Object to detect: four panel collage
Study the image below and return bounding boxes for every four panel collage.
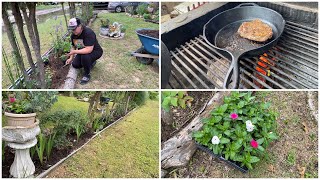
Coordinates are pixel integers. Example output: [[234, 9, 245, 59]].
[[1, 1, 318, 179]]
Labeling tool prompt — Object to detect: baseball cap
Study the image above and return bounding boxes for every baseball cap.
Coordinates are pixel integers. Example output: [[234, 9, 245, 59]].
[[68, 18, 80, 30]]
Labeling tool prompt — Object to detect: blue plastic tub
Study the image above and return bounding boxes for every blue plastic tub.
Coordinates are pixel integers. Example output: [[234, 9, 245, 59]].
[[136, 28, 159, 55]]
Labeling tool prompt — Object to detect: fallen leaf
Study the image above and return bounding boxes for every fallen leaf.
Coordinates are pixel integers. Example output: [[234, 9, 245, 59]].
[[268, 164, 275, 173], [302, 122, 309, 134], [297, 165, 306, 178]]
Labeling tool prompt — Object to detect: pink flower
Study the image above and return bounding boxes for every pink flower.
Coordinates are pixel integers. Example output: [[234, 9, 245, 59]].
[[230, 113, 238, 120], [250, 139, 258, 149], [9, 97, 15, 103]]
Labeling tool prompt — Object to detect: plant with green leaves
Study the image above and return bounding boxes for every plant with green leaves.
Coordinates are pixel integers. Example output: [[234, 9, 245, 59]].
[[36, 133, 46, 165], [161, 91, 194, 112], [136, 3, 148, 16], [3, 91, 58, 114], [74, 123, 85, 141], [193, 92, 278, 170], [46, 133, 56, 160]]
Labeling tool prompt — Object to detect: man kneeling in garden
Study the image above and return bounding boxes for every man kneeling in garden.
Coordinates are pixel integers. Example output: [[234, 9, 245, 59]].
[[66, 18, 103, 85]]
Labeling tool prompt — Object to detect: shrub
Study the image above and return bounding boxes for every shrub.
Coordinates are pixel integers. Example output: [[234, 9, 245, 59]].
[[136, 3, 148, 16], [193, 92, 278, 170], [39, 110, 89, 148], [143, 13, 151, 20]]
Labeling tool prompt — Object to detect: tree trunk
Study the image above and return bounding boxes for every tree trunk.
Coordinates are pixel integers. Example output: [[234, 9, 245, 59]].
[[87, 92, 102, 128], [26, 2, 46, 88], [68, 2, 76, 18], [2, 3, 29, 81], [61, 2, 68, 28], [10, 3, 36, 72]]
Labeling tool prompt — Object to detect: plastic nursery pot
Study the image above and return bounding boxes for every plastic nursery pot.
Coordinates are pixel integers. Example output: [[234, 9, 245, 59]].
[[4, 112, 37, 127], [195, 142, 249, 173]]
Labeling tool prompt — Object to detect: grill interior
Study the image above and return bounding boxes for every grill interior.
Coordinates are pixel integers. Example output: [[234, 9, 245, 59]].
[[163, 2, 318, 89]]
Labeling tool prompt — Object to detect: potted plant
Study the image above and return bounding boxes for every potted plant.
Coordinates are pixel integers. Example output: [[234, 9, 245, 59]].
[[100, 19, 110, 36], [193, 92, 278, 171], [3, 92, 58, 127]]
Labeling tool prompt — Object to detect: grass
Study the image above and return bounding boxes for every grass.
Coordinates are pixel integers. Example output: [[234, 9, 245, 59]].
[[2, 15, 69, 88], [46, 100, 159, 178], [36, 4, 62, 11], [47, 95, 89, 114], [74, 12, 159, 89], [169, 91, 318, 178]]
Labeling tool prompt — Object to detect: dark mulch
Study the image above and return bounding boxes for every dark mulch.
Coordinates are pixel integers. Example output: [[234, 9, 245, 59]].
[[2, 108, 135, 178], [48, 55, 70, 89], [161, 91, 214, 143], [2, 132, 94, 178], [137, 29, 159, 39]]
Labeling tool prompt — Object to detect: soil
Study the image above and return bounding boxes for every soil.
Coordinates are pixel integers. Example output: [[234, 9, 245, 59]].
[[137, 29, 159, 39], [161, 91, 214, 143], [48, 54, 70, 89], [164, 91, 318, 178], [2, 132, 94, 178], [2, 107, 135, 178]]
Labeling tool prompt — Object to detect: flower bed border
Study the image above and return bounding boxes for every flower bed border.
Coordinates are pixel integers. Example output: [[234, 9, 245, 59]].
[[35, 107, 137, 178], [195, 142, 248, 173]]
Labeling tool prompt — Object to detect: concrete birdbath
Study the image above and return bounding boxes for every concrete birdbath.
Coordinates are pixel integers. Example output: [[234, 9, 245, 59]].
[[2, 119, 40, 178]]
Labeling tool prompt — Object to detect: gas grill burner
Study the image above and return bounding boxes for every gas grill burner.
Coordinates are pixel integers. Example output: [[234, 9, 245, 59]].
[[162, 2, 318, 89]]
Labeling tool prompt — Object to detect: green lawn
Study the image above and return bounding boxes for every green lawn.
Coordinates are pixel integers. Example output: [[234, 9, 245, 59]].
[[2, 15, 68, 88], [36, 4, 62, 11], [47, 95, 89, 114], [74, 12, 159, 89], [46, 100, 159, 178]]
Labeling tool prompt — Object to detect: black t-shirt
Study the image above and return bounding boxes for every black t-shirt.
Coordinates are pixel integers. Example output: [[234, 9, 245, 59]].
[[71, 26, 103, 53]]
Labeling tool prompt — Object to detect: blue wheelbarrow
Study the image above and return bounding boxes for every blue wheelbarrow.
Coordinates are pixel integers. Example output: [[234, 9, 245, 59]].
[[131, 28, 159, 65]]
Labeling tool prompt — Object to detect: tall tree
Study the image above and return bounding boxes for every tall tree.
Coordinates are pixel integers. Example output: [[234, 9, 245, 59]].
[[10, 3, 36, 72], [26, 2, 46, 88], [87, 91, 102, 128], [68, 2, 76, 18], [2, 3, 30, 81], [61, 2, 68, 28]]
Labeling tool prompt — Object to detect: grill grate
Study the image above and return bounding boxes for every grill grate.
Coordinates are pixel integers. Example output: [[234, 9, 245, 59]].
[[168, 21, 318, 89]]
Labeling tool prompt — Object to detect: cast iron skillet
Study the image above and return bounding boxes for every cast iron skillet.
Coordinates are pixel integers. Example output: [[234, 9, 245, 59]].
[[203, 3, 285, 89]]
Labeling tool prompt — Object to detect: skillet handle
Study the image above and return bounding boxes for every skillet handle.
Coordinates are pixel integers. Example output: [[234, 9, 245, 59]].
[[235, 3, 259, 8], [223, 54, 240, 89]]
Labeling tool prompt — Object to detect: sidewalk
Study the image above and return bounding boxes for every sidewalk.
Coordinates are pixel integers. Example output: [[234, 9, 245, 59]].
[[46, 100, 159, 178]]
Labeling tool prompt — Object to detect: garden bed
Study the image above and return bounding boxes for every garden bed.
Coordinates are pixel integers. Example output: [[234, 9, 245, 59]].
[[161, 91, 214, 142], [2, 107, 136, 178], [164, 91, 318, 178], [48, 54, 69, 89]]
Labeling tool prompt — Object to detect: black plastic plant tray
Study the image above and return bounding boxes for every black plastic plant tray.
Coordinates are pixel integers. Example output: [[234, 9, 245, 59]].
[[195, 142, 249, 173]]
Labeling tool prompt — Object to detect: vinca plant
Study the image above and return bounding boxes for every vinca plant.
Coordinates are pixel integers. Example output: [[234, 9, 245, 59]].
[[193, 92, 278, 170]]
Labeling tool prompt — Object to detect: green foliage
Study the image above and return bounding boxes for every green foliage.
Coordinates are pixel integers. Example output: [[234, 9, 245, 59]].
[[39, 110, 89, 148], [46, 133, 56, 160], [161, 91, 194, 112], [136, 3, 148, 16], [3, 91, 58, 114], [100, 19, 110, 28], [287, 149, 296, 165], [149, 91, 159, 100], [74, 123, 85, 141], [92, 117, 105, 133], [36, 133, 46, 165], [193, 92, 278, 170], [133, 91, 149, 106], [143, 13, 151, 20]]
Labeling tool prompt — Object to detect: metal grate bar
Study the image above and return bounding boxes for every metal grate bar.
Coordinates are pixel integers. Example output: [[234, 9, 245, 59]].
[[168, 21, 318, 89]]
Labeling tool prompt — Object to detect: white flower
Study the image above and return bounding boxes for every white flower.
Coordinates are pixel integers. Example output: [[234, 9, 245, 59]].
[[246, 120, 253, 126], [246, 124, 254, 132], [211, 136, 220, 145]]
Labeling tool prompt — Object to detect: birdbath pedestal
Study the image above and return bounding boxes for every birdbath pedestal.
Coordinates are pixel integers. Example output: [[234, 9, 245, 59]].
[[2, 120, 40, 178]]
